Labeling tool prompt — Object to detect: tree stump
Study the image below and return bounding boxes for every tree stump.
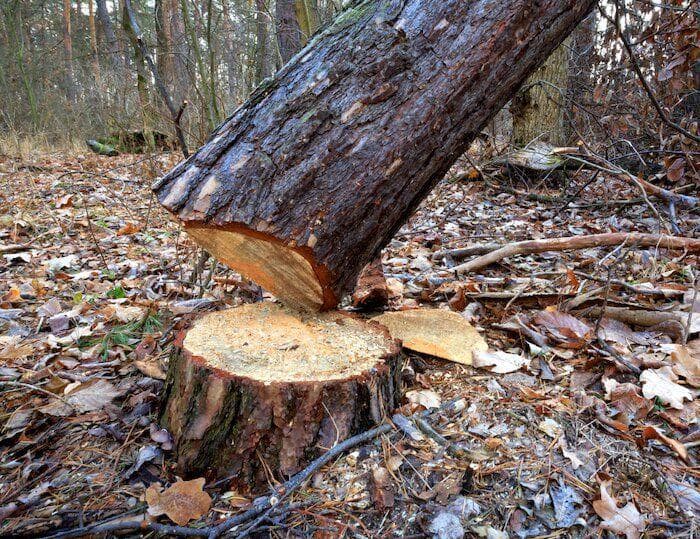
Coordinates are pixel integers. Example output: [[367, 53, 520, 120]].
[[160, 302, 402, 493]]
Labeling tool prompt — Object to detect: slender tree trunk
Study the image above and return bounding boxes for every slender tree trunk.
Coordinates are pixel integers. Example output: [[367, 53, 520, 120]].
[[206, 0, 220, 123], [156, 0, 176, 124], [2, 0, 39, 127], [95, 0, 123, 70], [62, 0, 77, 103], [254, 0, 271, 85], [294, 0, 319, 42], [181, 0, 216, 131], [275, 0, 302, 64], [88, 0, 102, 88], [220, 0, 242, 104], [122, 0, 151, 130], [512, 38, 572, 147]]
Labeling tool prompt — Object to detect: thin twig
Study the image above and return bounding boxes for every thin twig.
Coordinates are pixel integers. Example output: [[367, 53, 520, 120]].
[[683, 268, 697, 345], [611, 0, 700, 144]]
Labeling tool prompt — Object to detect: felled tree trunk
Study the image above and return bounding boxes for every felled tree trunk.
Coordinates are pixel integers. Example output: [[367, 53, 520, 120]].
[[153, 0, 596, 311], [160, 303, 402, 492]]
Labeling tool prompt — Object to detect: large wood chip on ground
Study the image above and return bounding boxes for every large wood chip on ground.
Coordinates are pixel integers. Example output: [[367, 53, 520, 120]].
[[373, 309, 487, 365]]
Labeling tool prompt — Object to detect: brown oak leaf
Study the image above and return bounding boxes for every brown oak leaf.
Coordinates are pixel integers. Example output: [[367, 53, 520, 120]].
[[592, 480, 645, 539], [146, 478, 212, 526]]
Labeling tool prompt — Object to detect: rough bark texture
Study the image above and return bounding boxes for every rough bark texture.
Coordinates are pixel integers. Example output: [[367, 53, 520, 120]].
[[512, 38, 571, 146], [275, 0, 302, 64], [352, 258, 389, 310], [160, 306, 402, 493], [154, 0, 596, 311]]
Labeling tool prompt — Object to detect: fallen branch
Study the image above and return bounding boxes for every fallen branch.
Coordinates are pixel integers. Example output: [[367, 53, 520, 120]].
[[564, 153, 698, 210], [206, 423, 393, 539], [583, 306, 690, 328], [432, 243, 502, 261], [41, 422, 393, 539], [573, 271, 685, 298], [452, 233, 700, 274]]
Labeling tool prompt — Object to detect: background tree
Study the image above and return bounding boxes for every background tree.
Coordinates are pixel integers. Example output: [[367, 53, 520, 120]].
[[0, 0, 694, 194], [511, 40, 572, 147]]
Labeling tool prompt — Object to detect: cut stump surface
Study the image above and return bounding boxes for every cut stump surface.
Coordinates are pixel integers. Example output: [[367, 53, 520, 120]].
[[161, 302, 402, 492]]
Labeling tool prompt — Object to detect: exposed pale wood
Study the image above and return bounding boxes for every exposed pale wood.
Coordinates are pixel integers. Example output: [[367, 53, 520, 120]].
[[186, 225, 326, 310], [160, 303, 402, 492], [453, 233, 700, 274]]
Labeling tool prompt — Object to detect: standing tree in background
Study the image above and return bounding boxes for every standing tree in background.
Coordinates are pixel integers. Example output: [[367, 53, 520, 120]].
[[253, 0, 273, 85], [62, 0, 77, 104], [87, 0, 102, 90], [123, 0, 152, 136], [95, 0, 123, 71], [275, 0, 320, 65], [275, 0, 302, 64], [512, 39, 572, 147]]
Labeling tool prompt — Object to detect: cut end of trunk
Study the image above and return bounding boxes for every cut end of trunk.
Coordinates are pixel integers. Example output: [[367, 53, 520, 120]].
[[183, 302, 396, 382], [185, 224, 336, 311]]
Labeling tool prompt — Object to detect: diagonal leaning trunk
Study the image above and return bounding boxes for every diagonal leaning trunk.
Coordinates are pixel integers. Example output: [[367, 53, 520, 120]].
[[153, 0, 596, 311]]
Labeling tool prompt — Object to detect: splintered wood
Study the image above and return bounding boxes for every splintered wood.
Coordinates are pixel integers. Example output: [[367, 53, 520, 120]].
[[186, 226, 327, 310]]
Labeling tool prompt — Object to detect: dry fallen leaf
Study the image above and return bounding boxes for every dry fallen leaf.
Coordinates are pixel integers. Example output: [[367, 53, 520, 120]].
[[373, 309, 487, 365], [117, 222, 142, 236], [538, 417, 563, 438], [473, 350, 528, 374], [405, 389, 441, 409], [107, 303, 146, 323], [640, 426, 688, 463], [665, 342, 700, 387], [603, 379, 652, 421], [592, 480, 645, 539], [65, 379, 121, 413], [639, 366, 693, 410], [146, 478, 212, 526], [370, 466, 395, 510], [533, 308, 592, 348], [134, 359, 167, 380]]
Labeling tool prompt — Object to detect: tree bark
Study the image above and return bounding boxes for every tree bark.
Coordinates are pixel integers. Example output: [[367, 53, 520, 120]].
[[122, 0, 150, 123], [253, 0, 272, 84], [87, 0, 102, 88], [512, 39, 571, 146], [221, 0, 243, 104], [160, 303, 402, 492], [154, 0, 596, 311], [275, 0, 302, 64], [155, 0, 174, 96], [95, 0, 123, 71], [62, 0, 77, 103]]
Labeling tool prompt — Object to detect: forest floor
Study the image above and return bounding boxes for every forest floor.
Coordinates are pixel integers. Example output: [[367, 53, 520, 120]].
[[0, 150, 698, 538]]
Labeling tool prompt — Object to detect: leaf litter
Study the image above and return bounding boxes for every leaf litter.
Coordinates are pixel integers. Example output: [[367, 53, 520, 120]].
[[0, 150, 698, 537]]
